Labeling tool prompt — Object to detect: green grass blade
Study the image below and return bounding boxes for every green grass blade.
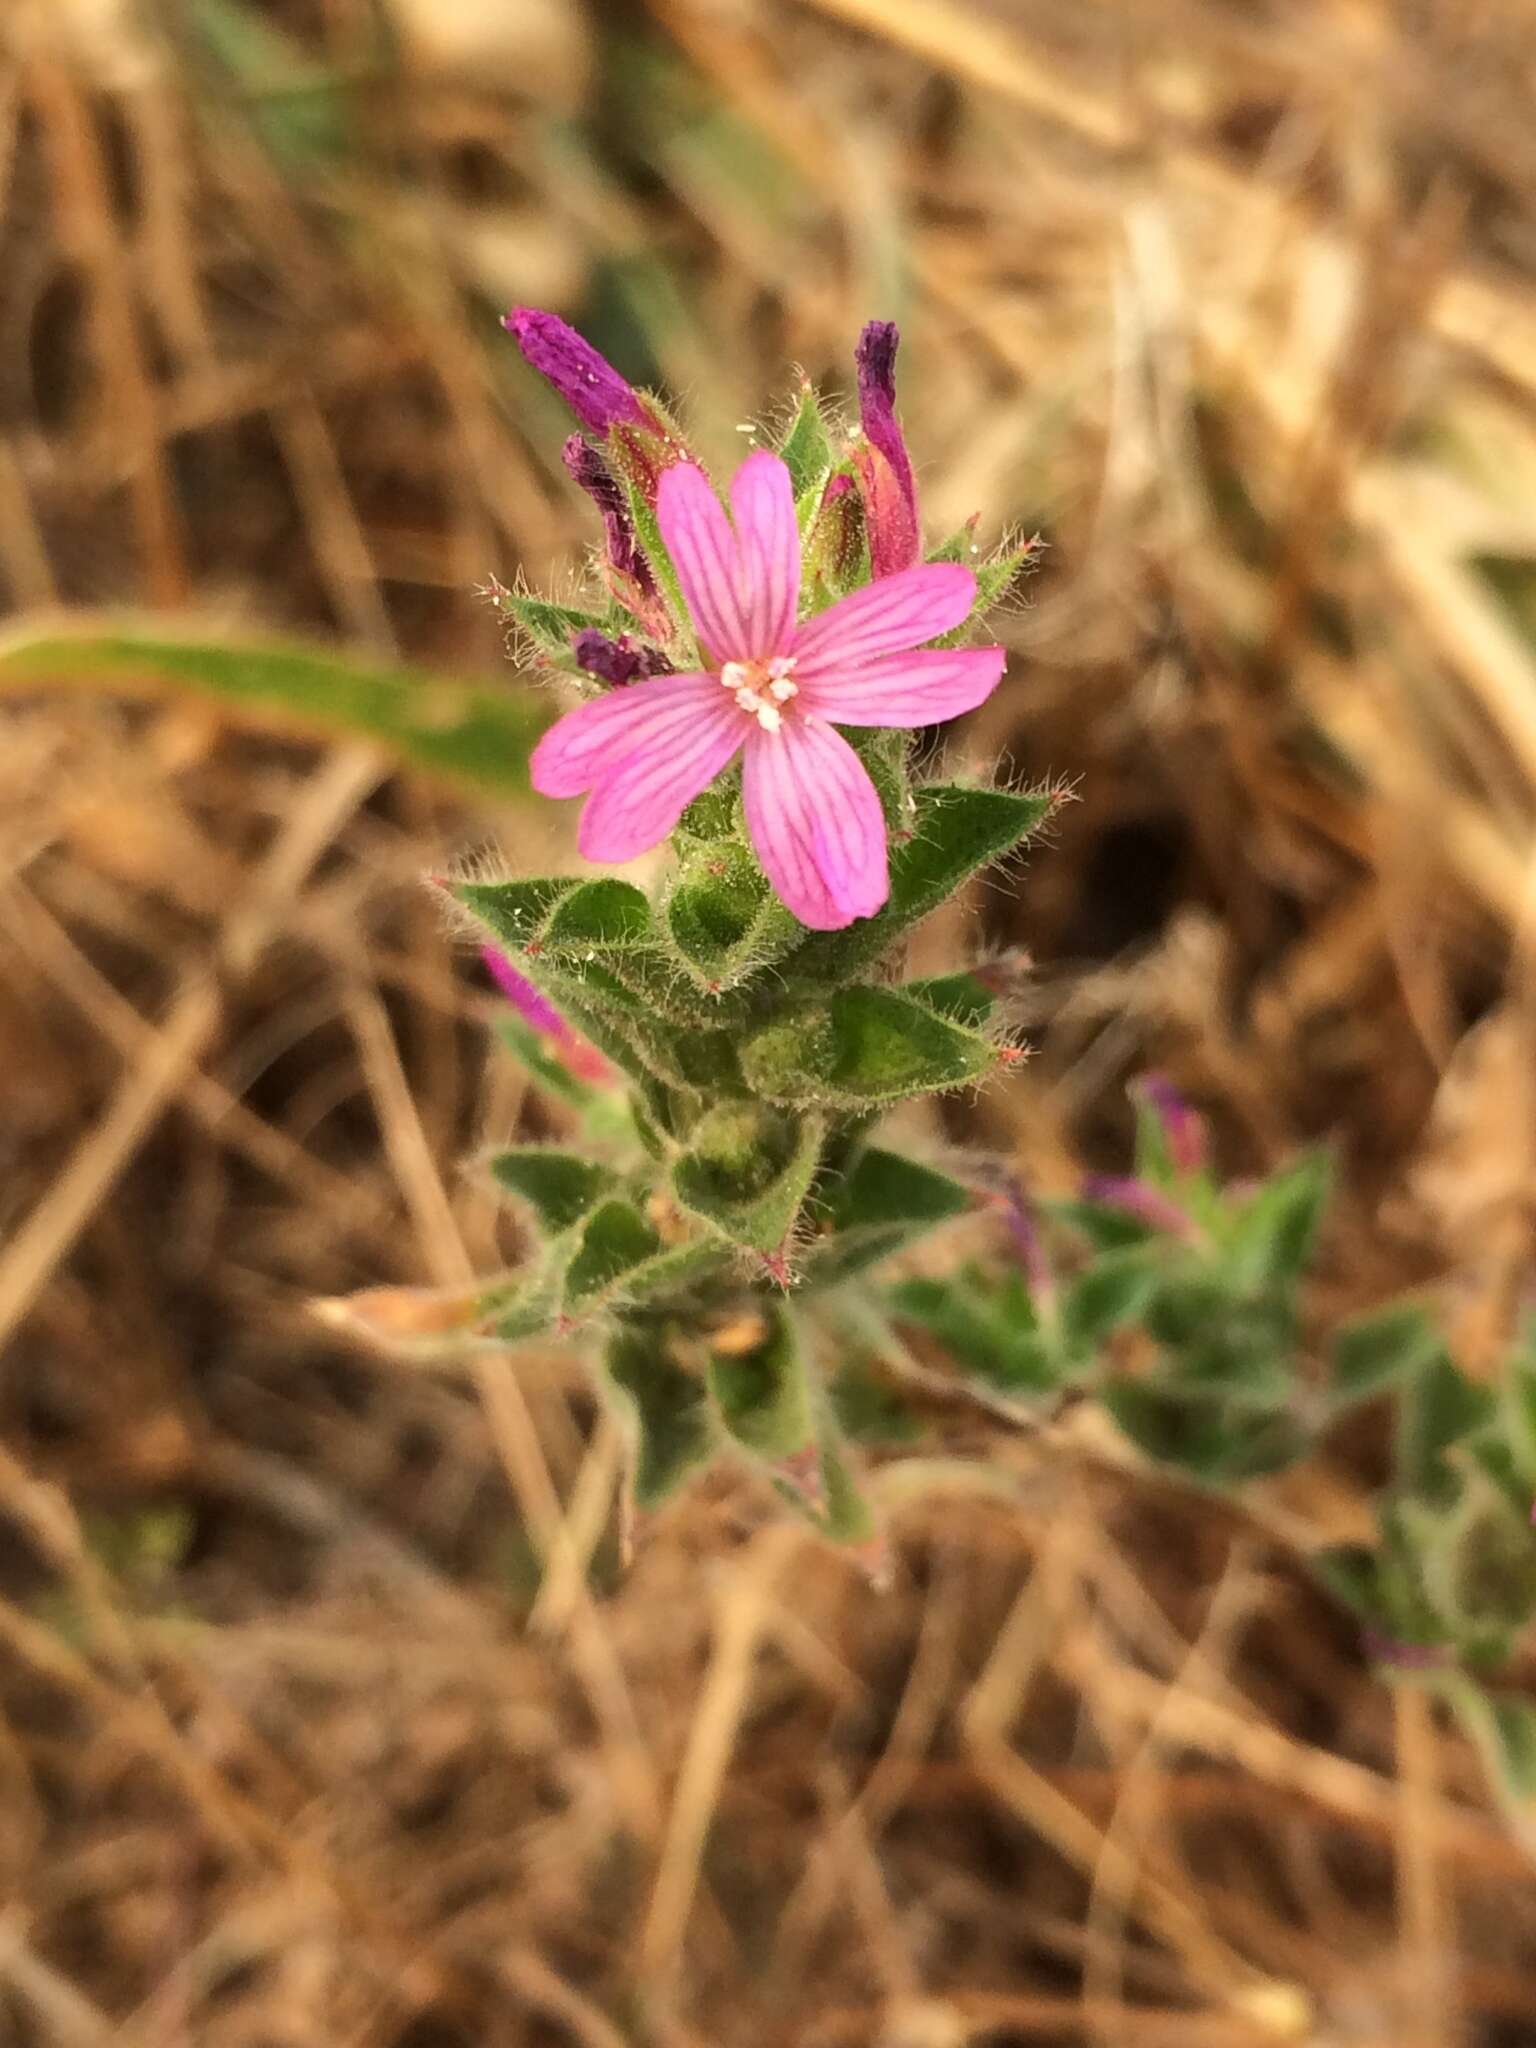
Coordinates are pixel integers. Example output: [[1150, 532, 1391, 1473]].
[[0, 620, 550, 802]]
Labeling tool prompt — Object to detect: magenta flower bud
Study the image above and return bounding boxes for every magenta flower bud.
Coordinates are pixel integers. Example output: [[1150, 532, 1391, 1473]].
[[482, 946, 566, 1036], [505, 307, 648, 436], [481, 948, 610, 1083], [1081, 1174, 1193, 1237], [1137, 1074, 1208, 1175], [572, 628, 670, 687], [1001, 1177, 1054, 1305], [561, 436, 660, 606], [854, 320, 921, 579]]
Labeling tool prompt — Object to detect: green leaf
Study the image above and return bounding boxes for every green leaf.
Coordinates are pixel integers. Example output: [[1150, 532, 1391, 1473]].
[[830, 1357, 923, 1444], [673, 1105, 823, 1253], [972, 534, 1041, 611], [1311, 1543, 1388, 1622], [904, 972, 996, 1029], [1397, 1352, 1497, 1499], [797, 1148, 973, 1286], [799, 1224, 914, 1289], [1141, 1270, 1231, 1346], [1060, 1250, 1160, 1353], [563, 1199, 662, 1305], [814, 1432, 877, 1543], [493, 1013, 598, 1109], [560, 1199, 731, 1317], [1327, 1307, 1444, 1413], [493, 590, 608, 664], [488, 1148, 618, 1234], [0, 624, 552, 802], [1045, 1197, 1161, 1252], [778, 385, 834, 497], [604, 1324, 715, 1508], [1411, 1472, 1536, 1639], [708, 1302, 815, 1459], [1454, 1686, 1536, 1809], [888, 1271, 1059, 1395], [454, 878, 576, 953], [677, 780, 741, 843], [741, 985, 997, 1108], [830, 1147, 973, 1231], [1102, 1384, 1245, 1479], [663, 840, 801, 992], [543, 878, 655, 953], [778, 784, 1053, 988], [1224, 1153, 1332, 1289]]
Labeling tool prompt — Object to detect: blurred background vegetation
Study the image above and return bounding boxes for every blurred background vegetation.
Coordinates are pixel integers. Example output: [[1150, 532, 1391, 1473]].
[[5, 0, 1536, 2042]]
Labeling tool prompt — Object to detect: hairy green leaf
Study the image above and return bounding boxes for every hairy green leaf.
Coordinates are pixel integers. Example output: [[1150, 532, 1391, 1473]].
[[604, 1324, 715, 1508], [673, 1106, 824, 1253], [777, 784, 1051, 988], [1328, 1307, 1444, 1412], [778, 385, 835, 497], [488, 1148, 618, 1234], [708, 1303, 815, 1458], [742, 985, 996, 1108]]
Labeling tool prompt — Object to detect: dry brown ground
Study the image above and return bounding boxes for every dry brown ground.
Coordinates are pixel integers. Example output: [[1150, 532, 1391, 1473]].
[[4, 1, 1536, 2042]]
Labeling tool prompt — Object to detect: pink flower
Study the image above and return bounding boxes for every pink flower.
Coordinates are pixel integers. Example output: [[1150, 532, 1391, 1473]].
[[529, 452, 1006, 930]]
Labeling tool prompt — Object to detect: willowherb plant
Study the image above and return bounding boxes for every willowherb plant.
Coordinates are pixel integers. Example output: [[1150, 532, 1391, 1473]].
[[317, 311, 1536, 1810], [336, 311, 1050, 1546]]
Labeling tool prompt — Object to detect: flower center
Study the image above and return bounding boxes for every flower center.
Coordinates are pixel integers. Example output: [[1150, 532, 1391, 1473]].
[[719, 655, 798, 733]]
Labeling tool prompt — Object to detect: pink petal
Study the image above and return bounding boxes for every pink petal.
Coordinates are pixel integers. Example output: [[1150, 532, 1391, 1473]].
[[742, 716, 889, 931], [531, 672, 721, 798], [577, 697, 744, 862], [730, 450, 800, 656], [791, 562, 976, 674], [798, 645, 1006, 727], [656, 462, 751, 664]]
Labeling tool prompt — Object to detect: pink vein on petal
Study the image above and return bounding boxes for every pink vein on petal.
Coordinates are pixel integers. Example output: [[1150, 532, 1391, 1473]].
[[656, 462, 752, 664], [798, 644, 1006, 726], [742, 716, 888, 930], [530, 672, 719, 797], [730, 450, 800, 657], [791, 562, 977, 673], [577, 698, 744, 862]]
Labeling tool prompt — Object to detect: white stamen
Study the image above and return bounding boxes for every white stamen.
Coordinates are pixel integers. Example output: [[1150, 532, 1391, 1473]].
[[717, 654, 797, 732]]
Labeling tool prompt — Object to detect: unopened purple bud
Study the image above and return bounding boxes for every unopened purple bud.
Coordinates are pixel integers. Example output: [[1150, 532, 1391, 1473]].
[[1082, 1175, 1192, 1237], [571, 628, 669, 687], [854, 320, 921, 578], [1138, 1074, 1208, 1175], [506, 307, 647, 436], [561, 436, 659, 601]]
